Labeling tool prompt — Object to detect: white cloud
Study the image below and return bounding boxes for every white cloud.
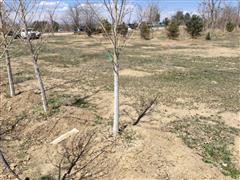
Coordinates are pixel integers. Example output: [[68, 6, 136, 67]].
[[31, 1, 69, 21], [38, 1, 69, 13], [39, 1, 60, 6]]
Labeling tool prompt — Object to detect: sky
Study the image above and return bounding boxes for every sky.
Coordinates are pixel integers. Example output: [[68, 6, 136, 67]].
[[6, 0, 239, 23], [42, 0, 202, 20], [39, 0, 239, 22]]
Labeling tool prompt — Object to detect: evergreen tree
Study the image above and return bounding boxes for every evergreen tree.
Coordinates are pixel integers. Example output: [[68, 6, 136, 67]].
[[184, 13, 191, 24], [167, 19, 180, 39], [117, 23, 128, 37], [140, 22, 152, 40], [101, 19, 111, 34], [185, 15, 204, 38], [206, 32, 211, 40], [173, 11, 184, 25], [163, 17, 170, 27], [226, 21, 235, 32]]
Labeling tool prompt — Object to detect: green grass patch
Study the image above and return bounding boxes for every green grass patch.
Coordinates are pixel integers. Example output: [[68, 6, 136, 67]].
[[72, 98, 90, 108], [168, 115, 240, 179], [39, 48, 105, 66], [38, 175, 55, 180], [94, 114, 104, 125], [121, 128, 136, 145], [49, 93, 90, 107]]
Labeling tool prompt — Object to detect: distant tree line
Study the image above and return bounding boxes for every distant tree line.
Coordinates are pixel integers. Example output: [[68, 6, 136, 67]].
[[32, 21, 60, 32], [164, 1, 239, 40]]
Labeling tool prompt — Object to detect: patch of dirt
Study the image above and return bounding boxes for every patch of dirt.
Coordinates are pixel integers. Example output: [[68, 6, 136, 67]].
[[167, 115, 239, 178], [136, 36, 240, 58], [160, 47, 240, 57], [120, 69, 153, 77], [43, 32, 74, 36], [141, 46, 157, 49], [87, 92, 239, 179], [173, 66, 188, 71], [128, 54, 152, 58], [110, 124, 229, 180], [233, 137, 240, 169], [1, 31, 240, 179], [88, 91, 114, 119], [219, 111, 240, 129]]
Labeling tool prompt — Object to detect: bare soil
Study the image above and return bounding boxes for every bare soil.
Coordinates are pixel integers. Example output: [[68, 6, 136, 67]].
[[0, 30, 239, 179]]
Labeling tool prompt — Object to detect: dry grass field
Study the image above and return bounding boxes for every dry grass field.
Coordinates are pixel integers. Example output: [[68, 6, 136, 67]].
[[0, 29, 240, 179]]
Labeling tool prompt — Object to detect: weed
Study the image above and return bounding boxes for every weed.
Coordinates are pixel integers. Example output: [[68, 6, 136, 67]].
[[72, 98, 90, 108], [121, 129, 136, 144], [38, 175, 55, 180], [95, 115, 104, 125], [168, 115, 240, 178], [48, 94, 90, 110]]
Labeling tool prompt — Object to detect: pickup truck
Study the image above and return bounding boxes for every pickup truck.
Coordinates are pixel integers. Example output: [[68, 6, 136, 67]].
[[7, 28, 41, 39], [20, 28, 41, 39]]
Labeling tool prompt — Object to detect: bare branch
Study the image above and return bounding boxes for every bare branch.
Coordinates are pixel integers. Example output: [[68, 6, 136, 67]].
[[0, 149, 21, 180], [133, 95, 158, 126]]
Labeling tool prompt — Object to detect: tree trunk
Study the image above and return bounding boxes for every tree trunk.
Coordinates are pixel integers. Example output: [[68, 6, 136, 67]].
[[0, 3, 15, 97], [236, 2, 240, 30], [19, 0, 48, 112], [113, 53, 119, 135], [112, 0, 119, 136], [32, 55, 48, 112], [5, 47, 15, 97], [51, 19, 55, 36]]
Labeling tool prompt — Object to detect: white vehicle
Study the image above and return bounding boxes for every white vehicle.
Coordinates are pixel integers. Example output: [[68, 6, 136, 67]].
[[20, 28, 41, 39]]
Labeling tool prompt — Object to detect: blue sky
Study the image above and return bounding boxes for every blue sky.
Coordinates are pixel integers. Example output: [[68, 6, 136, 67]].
[[49, 0, 239, 21], [60, 0, 238, 12], [39, 0, 203, 21], [62, 0, 201, 15], [12, 0, 238, 23]]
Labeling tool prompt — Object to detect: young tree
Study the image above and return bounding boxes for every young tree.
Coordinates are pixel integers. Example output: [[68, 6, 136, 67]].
[[106, 0, 125, 135], [136, 4, 144, 23], [51, 21, 60, 32], [136, 3, 160, 25], [237, 1, 240, 29], [80, 4, 98, 37], [184, 13, 191, 24], [117, 22, 128, 37], [186, 15, 204, 38], [163, 17, 170, 27], [218, 3, 240, 31], [139, 22, 152, 40], [0, 1, 17, 97], [145, 3, 160, 24], [206, 32, 211, 40], [101, 19, 111, 34], [47, 2, 60, 36], [32, 21, 50, 32], [88, 0, 131, 135], [226, 21, 235, 32], [17, 0, 49, 112], [199, 0, 222, 29], [61, 17, 73, 32], [172, 11, 185, 25], [167, 19, 180, 39], [68, 2, 99, 36], [210, 0, 222, 29], [68, 4, 81, 32]]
